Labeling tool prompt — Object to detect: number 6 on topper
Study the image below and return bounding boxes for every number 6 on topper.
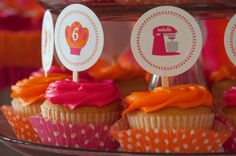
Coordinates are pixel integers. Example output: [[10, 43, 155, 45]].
[[55, 4, 104, 82], [65, 22, 89, 56]]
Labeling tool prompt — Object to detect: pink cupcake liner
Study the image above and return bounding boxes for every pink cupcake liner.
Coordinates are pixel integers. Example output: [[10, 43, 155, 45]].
[[29, 114, 119, 151], [213, 113, 236, 152]]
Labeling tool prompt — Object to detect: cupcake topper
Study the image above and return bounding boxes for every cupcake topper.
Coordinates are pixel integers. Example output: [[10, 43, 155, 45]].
[[131, 6, 203, 88], [224, 14, 236, 66], [55, 4, 104, 82], [41, 10, 54, 77]]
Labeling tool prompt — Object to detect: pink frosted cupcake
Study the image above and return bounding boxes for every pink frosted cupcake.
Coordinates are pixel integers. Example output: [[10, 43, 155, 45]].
[[211, 66, 236, 112], [29, 79, 121, 150], [213, 87, 236, 152], [223, 87, 236, 126]]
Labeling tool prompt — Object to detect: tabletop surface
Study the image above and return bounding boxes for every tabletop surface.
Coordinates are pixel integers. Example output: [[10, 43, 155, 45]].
[[0, 143, 23, 156]]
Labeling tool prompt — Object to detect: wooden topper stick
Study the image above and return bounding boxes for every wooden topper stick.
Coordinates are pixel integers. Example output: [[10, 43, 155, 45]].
[[161, 76, 169, 88], [73, 71, 79, 82], [44, 71, 48, 78]]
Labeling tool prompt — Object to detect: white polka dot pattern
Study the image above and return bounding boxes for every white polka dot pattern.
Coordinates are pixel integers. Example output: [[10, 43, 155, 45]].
[[110, 118, 229, 153], [29, 114, 119, 151], [1, 106, 40, 143], [213, 113, 236, 152]]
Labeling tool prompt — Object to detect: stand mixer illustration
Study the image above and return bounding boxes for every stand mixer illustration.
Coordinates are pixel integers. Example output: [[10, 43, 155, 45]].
[[152, 25, 180, 56]]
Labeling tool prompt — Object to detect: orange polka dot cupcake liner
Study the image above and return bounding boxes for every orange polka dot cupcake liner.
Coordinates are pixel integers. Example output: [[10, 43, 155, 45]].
[[110, 118, 229, 153], [0, 105, 41, 143], [115, 0, 191, 5]]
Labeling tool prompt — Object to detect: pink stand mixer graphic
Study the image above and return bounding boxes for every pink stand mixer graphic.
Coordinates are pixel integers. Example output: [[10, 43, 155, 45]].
[[152, 26, 180, 56]]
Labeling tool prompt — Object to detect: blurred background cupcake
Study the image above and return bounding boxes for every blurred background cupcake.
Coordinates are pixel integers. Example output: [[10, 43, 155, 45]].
[[222, 87, 236, 127], [211, 66, 236, 112], [89, 51, 147, 98], [0, 0, 43, 90]]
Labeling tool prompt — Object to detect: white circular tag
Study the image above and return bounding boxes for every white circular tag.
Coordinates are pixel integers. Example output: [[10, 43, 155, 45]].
[[224, 14, 236, 66], [41, 10, 54, 73], [55, 4, 104, 71], [131, 6, 203, 76]]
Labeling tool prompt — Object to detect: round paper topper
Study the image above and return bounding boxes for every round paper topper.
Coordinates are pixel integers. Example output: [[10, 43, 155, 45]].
[[55, 4, 104, 72], [41, 10, 54, 73], [224, 14, 236, 66], [131, 6, 203, 76]]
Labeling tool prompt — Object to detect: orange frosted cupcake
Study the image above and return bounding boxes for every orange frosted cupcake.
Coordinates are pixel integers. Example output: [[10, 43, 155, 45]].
[[110, 84, 229, 153], [10, 73, 71, 117], [89, 52, 146, 97], [123, 84, 214, 129], [0, 73, 70, 143]]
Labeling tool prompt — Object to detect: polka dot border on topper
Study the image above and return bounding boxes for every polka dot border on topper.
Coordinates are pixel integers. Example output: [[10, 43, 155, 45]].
[[131, 6, 203, 76], [55, 4, 104, 71], [41, 10, 54, 73], [224, 14, 236, 66]]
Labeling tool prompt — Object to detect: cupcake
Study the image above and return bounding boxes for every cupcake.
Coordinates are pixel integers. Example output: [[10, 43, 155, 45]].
[[89, 51, 147, 97], [10, 73, 70, 117], [211, 66, 236, 112], [29, 79, 122, 150], [1, 73, 70, 142], [214, 87, 236, 152], [222, 87, 236, 127], [110, 84, 229, 153], [123, 84, 214, 129]]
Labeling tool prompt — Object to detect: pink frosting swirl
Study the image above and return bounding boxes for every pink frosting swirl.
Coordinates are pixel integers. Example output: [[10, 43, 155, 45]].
[[224, 87, 236, 107], [45, 79, 121, 110]]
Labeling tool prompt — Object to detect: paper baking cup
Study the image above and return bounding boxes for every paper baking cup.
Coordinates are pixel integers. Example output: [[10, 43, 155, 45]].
[[127, 113, 214, 129], [41, 104, 121, 125], [29, 114, 119, 151], [11, 99, 41, 117], [110, 118, 229, 153], [115, 0, 190, 5], [0, 105, 41, 143], [225, 114, 236, 128], [213, 113, 236, 152], [213, 97, 224, 112]]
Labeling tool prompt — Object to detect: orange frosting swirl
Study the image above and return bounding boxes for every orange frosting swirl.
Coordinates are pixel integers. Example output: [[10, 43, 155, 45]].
[[211, 66, 236, 83], [123, 84, 212, 115], [11, 73, 71, 105], [88, 53, 145, 80]]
